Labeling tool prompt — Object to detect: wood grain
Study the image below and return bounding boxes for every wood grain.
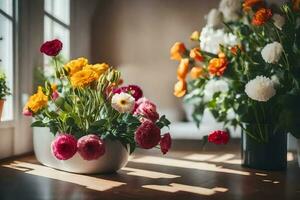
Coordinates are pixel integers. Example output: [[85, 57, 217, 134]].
[[0, 140, 299, 200]]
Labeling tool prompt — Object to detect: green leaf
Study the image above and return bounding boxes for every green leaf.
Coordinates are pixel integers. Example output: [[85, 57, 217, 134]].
[[65, 117, 75, 126], [31, 120, 45, 127], [156, 115, 171, 129]]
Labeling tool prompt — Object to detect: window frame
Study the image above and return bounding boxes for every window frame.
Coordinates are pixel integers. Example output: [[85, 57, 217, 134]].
[[0, 0, 17, 124]]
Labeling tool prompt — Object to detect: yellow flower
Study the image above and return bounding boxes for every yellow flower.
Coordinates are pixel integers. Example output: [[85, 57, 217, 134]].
[[25, 86, 48, 113], [64, 57, 88, 76], [83, 63, 109, 78], [190, 31, 200, 41], [70, 69, 98, 88], [51, 83, 57, 91]]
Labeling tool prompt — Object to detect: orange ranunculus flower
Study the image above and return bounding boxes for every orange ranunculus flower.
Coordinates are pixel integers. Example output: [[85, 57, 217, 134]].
[[170, 42, 186, 61], [71, 69, 98, 88], [174, 79, 187, 98], [190, 31, 200, 41], [84, 63, 109, 78], [252, 8, 272, 26], [25, 86, 48, 113], [64, 57, 88, 76], [208, 53, 228, 77], [190, 66, 204, 79], [242, 0, 263, 11], [293, 0, 300, 11], [190, 47, 204, 62], [177, 58, 189, 80]]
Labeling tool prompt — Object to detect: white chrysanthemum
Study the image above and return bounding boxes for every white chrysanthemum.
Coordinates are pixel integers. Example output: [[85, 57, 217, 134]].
[[272, 14, 285, 30], [200, 26, 240, 54], [204, 79, 229, 101], [206, 9, 223, 29], [111, 92, 135, 113], [245, 76, 276, 102], [261, 42, 283, 64], [219, 0, 241, 22]]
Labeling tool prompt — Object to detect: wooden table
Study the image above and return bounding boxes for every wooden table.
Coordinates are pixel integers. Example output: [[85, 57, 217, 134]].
[[0, 140, 300, 200]]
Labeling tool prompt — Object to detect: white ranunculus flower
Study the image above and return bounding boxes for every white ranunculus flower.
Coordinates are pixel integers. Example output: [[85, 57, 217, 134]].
[[111, 92, 135, 113], [219, 0, 241, 22], [272, 14, 285, 30], [204, 79, 229, 101], [206, 9, 223, 29], [261, 42, 283, 64], [245, 76, 276, 102], [200, 26, 240, 54]]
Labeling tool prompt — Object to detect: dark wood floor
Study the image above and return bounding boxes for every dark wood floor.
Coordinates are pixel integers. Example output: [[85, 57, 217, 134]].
[[0, 140, 300, 200]]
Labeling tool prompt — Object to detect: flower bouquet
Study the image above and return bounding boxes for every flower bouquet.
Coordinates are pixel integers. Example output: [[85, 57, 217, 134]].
[[0, 72, 11, 121], [171, 0, 300, 170], [24, 39, 171, 174]]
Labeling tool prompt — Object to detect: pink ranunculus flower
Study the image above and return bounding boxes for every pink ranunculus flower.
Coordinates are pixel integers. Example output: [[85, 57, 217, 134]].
[[22, 108, 33, 116], [160, 133, 172, 154], [77, 134, 105, 160], [134, 99, 159, 122], [135, 120, 161, 149], [51, 134, 77, 160], [52, 91, 59, 101]]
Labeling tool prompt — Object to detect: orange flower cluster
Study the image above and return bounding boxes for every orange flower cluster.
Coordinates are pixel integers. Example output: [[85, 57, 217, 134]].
[[243, 0, 263, 11], [171, 42, 206, 97], [208, 53, 228, 77], [252, 8, 272, 26]]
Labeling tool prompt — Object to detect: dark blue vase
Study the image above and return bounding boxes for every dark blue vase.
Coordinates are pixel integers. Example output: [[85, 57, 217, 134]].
[[241, 130, 287, 170]]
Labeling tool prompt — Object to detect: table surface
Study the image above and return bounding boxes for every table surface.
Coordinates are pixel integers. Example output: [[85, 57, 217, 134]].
[[0, 140, 300, 200]]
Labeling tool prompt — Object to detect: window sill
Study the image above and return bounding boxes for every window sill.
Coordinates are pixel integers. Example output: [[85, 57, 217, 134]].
[[0, 120, 15, 129]]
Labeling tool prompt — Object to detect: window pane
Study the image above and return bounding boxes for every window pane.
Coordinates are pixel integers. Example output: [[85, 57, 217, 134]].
[[0, 0, 13, 16], [0, 14, 13, 121], [45, 0, 70, 25]]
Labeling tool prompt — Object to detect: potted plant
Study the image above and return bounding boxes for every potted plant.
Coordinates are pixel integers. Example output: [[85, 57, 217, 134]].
[[170, 0, 300, 170], [23, 39, 172, 174], [0, 72, 11, 121]]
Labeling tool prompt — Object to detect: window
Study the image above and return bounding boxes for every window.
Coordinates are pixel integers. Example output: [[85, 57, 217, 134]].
[[0, 0, 15, 121], [44, 0, 70, 74]]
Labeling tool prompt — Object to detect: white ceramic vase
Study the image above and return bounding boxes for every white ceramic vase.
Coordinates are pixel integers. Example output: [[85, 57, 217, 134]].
[[33, 127, 129, 174]]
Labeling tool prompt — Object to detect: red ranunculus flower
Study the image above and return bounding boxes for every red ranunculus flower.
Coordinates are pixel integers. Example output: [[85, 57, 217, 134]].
[[160, 133, 172, 154], [208, 130, 230, 145], [40, 39, 63, 56], [51, 134, 77, 160], [77, 134, 105, 160], [113, 85, 143, 101], [135, 120, 161, 149]]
